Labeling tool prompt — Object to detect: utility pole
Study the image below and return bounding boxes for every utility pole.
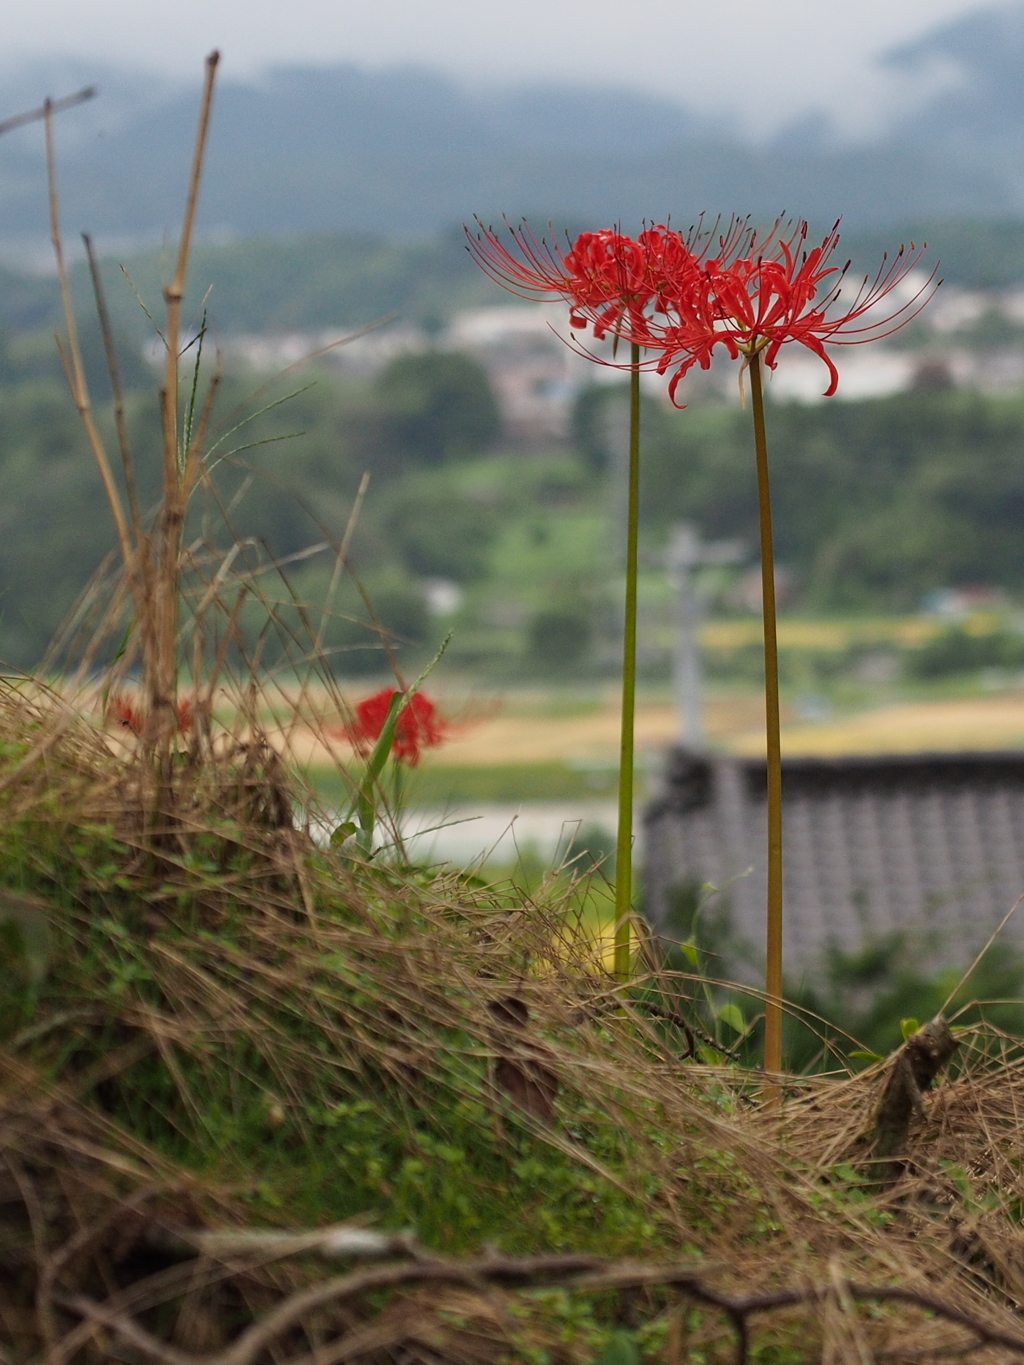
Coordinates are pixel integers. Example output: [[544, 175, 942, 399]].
[[667, 524, 744, 750]]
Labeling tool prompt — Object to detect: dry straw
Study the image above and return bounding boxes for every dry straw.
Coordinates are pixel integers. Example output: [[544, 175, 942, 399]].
[[3, 670, 1024, 1360]]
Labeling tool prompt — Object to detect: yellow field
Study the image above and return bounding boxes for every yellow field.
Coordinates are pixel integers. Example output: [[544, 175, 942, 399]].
[[738, 694, 1024, 757], [699, 612, 1005, 651], [269, 607, 1024, 772], [300, 689, 1024, 771]]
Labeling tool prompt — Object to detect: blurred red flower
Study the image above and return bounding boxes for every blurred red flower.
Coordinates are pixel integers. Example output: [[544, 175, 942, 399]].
[[110, 694, 143, 734], [108, 693, 195, 738], [348, 689, 446, 767]]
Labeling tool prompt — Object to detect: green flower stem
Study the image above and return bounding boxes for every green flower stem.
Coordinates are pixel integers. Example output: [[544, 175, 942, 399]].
[[749, 352, 784, 1073], [614, 344, 641, 981]]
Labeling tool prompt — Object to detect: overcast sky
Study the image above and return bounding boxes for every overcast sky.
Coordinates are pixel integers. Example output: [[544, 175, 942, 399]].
[[1, 0, 1002, 135]]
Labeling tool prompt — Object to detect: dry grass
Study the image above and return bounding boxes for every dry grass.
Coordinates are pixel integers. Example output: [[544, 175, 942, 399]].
[[2, 681, 1024, 1361]]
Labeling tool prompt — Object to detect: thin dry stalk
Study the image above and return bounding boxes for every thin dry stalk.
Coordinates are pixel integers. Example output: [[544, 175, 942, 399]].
[[44, 103, 136, 596], [151, 50, 220, 750], [41, 56, 223, 770], [0, 87, 95, 139]]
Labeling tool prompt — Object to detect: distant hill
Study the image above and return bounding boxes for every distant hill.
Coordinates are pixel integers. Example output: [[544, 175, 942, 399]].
[[887, 2, 1024, 200], [0, 232, 507, 342], [1, 23, 1022, 247]]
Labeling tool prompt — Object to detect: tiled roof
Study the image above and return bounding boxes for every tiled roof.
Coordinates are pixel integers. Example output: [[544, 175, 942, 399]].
[[643, 749, 1024, 975]]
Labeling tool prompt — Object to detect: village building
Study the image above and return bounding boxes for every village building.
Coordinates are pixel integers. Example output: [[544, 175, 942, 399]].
[[643, 747, 1024, 979]]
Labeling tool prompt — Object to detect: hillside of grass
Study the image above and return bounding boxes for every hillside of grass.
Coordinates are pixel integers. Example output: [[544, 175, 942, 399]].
[[4, 678, 1024, 1361]]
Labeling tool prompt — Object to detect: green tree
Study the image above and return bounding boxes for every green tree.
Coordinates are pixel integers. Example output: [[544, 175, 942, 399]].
[[570, 382, 663, 476], [373, 351, 500, 466], [380, 475, 499, 582], [640, 390, 1024, 610]]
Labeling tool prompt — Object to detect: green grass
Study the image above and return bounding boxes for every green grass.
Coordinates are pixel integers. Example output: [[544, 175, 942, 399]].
[[308, 760, 621, 807], [0, 756, 712, 1261]]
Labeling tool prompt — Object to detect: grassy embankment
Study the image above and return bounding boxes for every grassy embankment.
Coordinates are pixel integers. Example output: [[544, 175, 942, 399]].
[[6, 679, 1024, 1362]]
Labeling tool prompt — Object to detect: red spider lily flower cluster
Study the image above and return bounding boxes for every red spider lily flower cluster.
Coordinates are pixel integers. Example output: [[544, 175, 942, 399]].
[[345, 689, 447, 767], [109, 694, 194, 737], [467, 215, 745, 342], [641, 220, 936, 402], [467, 216, 936, 403]]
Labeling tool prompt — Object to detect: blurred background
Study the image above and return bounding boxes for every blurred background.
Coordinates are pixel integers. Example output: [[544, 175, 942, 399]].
[[4, 0, 1024, 889]]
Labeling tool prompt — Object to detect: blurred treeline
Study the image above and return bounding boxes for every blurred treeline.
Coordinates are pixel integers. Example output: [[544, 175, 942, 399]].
[[4, 276, 1024, 672], [634, 386, 1024, 608], [0, 233, 502, 336], [8, 219, 1024, 340]]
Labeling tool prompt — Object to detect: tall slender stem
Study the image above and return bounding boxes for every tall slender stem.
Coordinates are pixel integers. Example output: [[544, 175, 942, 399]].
[[614, 345, 641, 981], [749, 353, 784, 1073], [153, 50, 220, 747]]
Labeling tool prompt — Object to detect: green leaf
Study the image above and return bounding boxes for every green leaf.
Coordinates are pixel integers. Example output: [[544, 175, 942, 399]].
[[329, 821, 356, 847], [354, 689, 404, 852], [697, 1043, 724, 1065], [594, 1334, 640, 1365], [110, 618, 135, 666], [181, 309, 208, 468], [204, 382, 316, 468], [849, 1048, 884, 1064], [678, 939, 700, 967], [899, 1017, 920, 1041], [831, 1162, 860, 1183], [717, 1002, 746, 1035], [362, 693, 404, 790]]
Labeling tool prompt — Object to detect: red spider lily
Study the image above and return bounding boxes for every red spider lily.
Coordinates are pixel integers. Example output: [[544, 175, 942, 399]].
[[618, 217, 937, 1069], [632, 219, 938, 404], [110, 694, 143, 735], [108, 693, 195, 737], [347, 689, 446, 768], [467, 219, 655, 338], [563, 228, 653, 337], [466, 216, 750, 345]]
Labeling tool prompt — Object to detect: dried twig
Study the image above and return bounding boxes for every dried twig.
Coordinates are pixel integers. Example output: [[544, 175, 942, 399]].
[[82, 232, 148, 564], [145, 1223, 417, 1264], [59, 1251, 1024, 1365], [0, 86, 95, 139], [44, 100, 136, 587], [152, 49, 220, 746], [872, 1015, 959, 1177]]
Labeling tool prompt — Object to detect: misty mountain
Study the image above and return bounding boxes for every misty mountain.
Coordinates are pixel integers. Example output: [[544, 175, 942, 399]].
[[2, 4, 1024, 253], [887, 1, 1024, 186], [0, 36, 1016, 248]]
